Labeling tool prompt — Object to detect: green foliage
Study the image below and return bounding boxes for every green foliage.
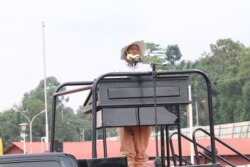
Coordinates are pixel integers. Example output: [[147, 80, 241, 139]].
[[165, 44, 182, 66], [144, 42, 165, 64], [146, 42, 161, 53], [143, 55, 165, 64], [0, 111, 20, 148], [55, 107, 85, 141], [191, 38, 250, 125], [144, 39, 250, 126], [22, 76, 61, 111]]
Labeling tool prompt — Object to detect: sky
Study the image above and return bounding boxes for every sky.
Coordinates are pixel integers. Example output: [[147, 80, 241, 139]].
[[1, 0, 250, 111]]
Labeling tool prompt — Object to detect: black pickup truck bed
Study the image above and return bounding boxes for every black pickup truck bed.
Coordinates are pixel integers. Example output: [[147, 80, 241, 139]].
[[0, 152, 128, 167], [0, 153, 79, 167]]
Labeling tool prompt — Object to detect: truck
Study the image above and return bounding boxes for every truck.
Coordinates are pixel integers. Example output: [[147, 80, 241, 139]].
[[0, 69, 232, 167]]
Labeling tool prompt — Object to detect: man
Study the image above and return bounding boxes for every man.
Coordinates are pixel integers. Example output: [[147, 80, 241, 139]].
[[117, 40, 152, 167]]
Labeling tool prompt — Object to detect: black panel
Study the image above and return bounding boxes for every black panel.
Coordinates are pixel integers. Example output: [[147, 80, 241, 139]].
[[139, 107, 178, 126], [108, 87, 180, 99], [98, 76, 190, 107], [84, 75, 189, 128], [97, 108, 138, 128], [97, 107, 178, 128]]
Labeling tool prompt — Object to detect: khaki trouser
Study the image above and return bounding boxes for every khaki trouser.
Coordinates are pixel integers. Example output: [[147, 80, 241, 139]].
[[118, 126, 152, 167]]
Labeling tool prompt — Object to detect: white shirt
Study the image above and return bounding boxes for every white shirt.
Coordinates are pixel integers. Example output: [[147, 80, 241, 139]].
[[114, 61, 152, 72]]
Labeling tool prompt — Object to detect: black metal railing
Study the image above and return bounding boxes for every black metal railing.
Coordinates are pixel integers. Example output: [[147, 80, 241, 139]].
[[50, 81, 93, 152], [193, 128, 250, 166]]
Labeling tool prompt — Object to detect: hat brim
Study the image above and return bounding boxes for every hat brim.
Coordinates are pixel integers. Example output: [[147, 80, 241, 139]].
[[120, 40, 146, 60]]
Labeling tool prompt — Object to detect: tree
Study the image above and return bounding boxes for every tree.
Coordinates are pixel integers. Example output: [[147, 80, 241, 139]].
[[20, 77, 62, 141], [165, 44, 182, 66], [143, 42, 167, 69], [209, 38, 243, 73], [54, 107, 86, 142], [193, 38, 249, 124], [0, 110, 20, 148], [22, 76, 61, 112], [146, 42, 161, 55], [143, 55, 165, 65]]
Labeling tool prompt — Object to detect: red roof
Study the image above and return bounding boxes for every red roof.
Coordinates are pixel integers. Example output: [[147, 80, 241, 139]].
[[167, 138, 250, 156], [5, 138, 250, 159]]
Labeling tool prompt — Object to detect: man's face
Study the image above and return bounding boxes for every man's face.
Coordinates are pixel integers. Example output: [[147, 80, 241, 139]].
[[126, 44, 140, 55]]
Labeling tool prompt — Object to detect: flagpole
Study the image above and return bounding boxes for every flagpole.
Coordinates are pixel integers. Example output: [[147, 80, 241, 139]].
[[42, 21, 49, 150]]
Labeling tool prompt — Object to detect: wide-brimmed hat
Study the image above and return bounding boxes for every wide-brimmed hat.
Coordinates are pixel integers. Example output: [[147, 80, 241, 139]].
[[120, 40, 146, 60]]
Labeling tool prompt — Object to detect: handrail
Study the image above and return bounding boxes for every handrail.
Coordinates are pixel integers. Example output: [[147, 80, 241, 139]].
[[170, 131, 239, 166], [169, 131, 195, 165], [50, 81, 93, 152], [198, 151, 235, 167], [53, 85, 92, 96], [173, 154, 193, 165], [193, 128, 250, 165]]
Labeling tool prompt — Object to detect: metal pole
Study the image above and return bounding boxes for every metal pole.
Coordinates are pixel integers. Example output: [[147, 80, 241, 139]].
[[41, 137, 46, 152], [20, 111, 45, 153], [42, 21, 49, 150], [19, 114, 31, 153], [29, 124, 32, 153], [82, 129, 85, 141], [194, 81, 199, 126], [195, 100, 199, 126], [29, 110, 46, 153], [23, 133, 26, 154], [188, 85, 194, 164]]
